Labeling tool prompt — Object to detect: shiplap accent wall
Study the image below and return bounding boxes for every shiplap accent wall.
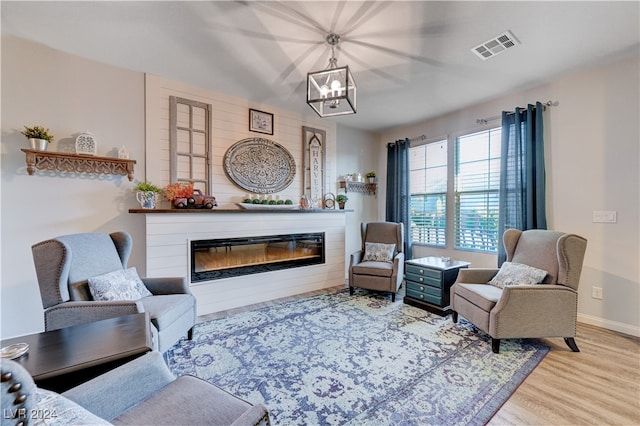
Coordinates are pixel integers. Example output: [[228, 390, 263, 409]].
[[143, 212, 346, 315], [142, 74, 345, 315], [144, 74, 337, 207]]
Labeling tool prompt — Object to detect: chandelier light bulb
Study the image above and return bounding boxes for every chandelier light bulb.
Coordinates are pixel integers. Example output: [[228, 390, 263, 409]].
[[320, 85, 329, 98], [330, 79, 342, 96]]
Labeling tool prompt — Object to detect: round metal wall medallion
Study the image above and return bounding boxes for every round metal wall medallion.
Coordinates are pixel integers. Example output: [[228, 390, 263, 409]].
[[224, 138, 296, 194]]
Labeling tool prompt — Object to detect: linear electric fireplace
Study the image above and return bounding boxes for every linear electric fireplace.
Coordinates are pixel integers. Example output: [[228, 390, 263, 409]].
[[190, 232, 325, 282]]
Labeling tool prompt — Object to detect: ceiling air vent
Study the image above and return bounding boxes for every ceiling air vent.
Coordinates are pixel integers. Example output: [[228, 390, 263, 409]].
[[471, 30, 520, 60]]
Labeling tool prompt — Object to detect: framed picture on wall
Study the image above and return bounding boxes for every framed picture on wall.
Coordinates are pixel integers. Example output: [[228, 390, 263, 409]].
[[249, 109, 274, 135]]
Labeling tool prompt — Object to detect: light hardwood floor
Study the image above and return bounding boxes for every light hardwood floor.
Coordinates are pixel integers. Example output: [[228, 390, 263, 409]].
[[197, 286, 640, 425]]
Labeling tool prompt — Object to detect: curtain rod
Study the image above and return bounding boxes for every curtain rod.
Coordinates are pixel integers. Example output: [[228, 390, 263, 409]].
[[476, 100, 557, 125], [387, 134, 425, 147]]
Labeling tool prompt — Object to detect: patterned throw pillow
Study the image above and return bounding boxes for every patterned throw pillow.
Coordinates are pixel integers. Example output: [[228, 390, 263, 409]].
[[488, 262, 548, 289], [88, 267, 152, 301], [362, 242, 396, 263]]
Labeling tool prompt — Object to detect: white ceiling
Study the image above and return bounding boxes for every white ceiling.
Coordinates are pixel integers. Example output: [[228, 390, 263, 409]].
[[2, 1, 639, 132]]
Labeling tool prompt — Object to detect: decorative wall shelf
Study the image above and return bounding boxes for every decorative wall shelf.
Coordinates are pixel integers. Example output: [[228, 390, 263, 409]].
[[339, 180, 377, 196], [21, 149, 136, 181]]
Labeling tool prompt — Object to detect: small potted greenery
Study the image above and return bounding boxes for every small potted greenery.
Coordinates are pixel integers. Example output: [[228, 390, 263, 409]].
[[21, 125, 54, 151], [365, 171, 376, 183], [133, 180, 164, 209], [336, 194, 348, 209]]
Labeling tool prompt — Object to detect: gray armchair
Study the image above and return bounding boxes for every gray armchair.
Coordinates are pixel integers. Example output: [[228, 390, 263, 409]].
[[32, 231, 196, 353], [450, 229, 587, 353], [1, 351, 270, 426], [349, 222, 405, 302]]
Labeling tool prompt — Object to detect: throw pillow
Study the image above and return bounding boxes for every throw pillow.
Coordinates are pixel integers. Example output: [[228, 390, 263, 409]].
[[488, 262, 548, 289], [362, 242, 396, 263], [87, 267, 152, 301]]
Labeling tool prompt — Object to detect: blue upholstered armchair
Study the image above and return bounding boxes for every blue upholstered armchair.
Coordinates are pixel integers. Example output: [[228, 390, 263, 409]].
[[31, 231, 196, 353], [1, 352, 270, 426]]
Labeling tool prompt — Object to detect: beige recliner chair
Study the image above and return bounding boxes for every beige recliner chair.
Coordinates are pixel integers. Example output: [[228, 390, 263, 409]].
[[349, 222, 405, 302], [450, 229, 587, 353]]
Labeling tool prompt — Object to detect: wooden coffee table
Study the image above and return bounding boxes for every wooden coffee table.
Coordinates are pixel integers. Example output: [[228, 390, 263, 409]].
[[1, 313, 153, 392]]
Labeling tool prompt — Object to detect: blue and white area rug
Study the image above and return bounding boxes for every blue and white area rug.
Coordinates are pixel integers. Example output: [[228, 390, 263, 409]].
[[165, 289, 548, 425]]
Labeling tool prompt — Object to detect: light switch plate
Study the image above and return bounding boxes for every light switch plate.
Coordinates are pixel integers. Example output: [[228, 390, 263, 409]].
[[593, 211, 617, 223]]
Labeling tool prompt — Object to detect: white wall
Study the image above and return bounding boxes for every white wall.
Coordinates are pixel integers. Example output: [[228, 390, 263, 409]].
[[335, 125, 380, 266], [1, 36, 146, 338], [380, 54, 640, 336], [144, 74, 336, 206]]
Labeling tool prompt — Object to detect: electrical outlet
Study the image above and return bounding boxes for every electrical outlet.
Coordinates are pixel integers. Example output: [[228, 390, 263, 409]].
[[592, 286, 603, 300], [593, 211, 617, 223]]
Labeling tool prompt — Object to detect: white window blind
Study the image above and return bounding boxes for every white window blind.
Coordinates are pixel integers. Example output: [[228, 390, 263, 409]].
[[454, 128, 501, 253], [409, 139, 447, 246]]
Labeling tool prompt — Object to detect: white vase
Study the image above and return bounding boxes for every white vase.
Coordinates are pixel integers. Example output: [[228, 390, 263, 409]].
[[136, 191, 157, 209], [29, 138, 48, 151]]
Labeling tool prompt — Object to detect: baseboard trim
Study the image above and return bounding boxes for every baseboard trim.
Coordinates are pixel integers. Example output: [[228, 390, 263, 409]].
[[578, 313, 640, 337]]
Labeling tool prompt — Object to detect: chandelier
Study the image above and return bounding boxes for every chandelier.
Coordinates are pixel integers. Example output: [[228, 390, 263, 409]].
[[307, 34, 357, 117]]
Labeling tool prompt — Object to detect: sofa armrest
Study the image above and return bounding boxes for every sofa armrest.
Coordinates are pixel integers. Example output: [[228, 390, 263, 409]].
[[490, 285, 578, 338], [454, 268, 500, 284], [142, 276, 191, 295], [62, 351, 175, 422], [393, 252, 405, 284], [44, 301, 144, 331], [230, 403, 271, 426], [349, 250, 363, 267]]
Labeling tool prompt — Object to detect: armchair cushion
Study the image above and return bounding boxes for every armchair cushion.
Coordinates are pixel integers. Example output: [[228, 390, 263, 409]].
[[111, 375, 266, 426], [454, 284, 502, 312], [362, 242, 396, 263], [352, 260, 395, 277], [487, 262, 547, 289], [88, 267, 152, 301], [139, 295, 195, 330]]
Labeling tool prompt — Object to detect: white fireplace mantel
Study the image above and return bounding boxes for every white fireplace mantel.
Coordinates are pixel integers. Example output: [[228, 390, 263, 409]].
[[130, 209, 347, 315]]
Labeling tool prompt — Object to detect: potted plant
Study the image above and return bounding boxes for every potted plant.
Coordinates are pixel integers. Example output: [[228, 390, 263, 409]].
[[336, 194, 348, 209], [21, 125, 54, 151], [365, 171, 376, 183], [133, 180, 163, 209]]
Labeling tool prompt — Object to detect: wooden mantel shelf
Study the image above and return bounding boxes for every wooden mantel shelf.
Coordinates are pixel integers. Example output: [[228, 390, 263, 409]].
[[129, 208, 352, 214], [21, 149, 137, 181]]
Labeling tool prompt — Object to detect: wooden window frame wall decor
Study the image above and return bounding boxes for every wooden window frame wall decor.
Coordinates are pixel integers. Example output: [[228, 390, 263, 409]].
[[302, 126, 326, 207], [249, 109, 274, 135], [169, 96, 212, 193]]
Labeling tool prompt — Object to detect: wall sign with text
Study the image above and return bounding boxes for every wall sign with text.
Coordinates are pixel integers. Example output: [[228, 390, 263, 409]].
[[302, 126, 326, 206]]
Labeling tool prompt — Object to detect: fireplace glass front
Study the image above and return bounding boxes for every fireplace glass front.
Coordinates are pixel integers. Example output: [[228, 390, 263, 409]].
[[190, 232, 325, 282]]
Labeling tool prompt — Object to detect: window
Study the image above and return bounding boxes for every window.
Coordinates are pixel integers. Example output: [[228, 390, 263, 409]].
[[409, 139, 447, 246], [454, 128, 501, 253], [170, 96, 211, 192]]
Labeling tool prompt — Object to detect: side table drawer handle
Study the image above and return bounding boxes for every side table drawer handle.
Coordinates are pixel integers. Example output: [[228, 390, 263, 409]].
[[419, 277, 423, 282], [419, 294, 424, 299], [420, 286, 424, 291], [419, 269, 424, 273]]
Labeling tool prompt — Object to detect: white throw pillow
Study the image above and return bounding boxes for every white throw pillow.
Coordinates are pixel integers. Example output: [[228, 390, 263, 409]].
[[88, 267, 152, 301], [362, 242, 396, 263], [488, 262, 548, 289]]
